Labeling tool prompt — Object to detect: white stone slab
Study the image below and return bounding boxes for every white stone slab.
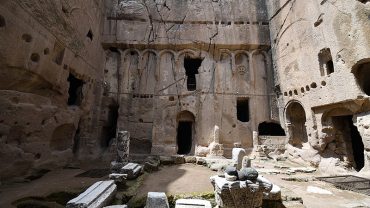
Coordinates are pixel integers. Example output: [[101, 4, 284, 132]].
[[175, 199, 212, 208], [67, 180, 117, 208]]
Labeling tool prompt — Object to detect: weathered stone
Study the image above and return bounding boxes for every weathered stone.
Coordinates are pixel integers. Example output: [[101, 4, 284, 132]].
[[144, 156, 160, 172], [111, 161, 126, 174], [210, 176, 264, 208], [172, 155, 186, 164], [104, 206, 128, 208], [184, 156, 197, 163], [225, 173, 237, 181], [195, 146, 209, 157], [241, 156, 251, 168], [145, 192, 169, 208], [67, 180, 117, 208], [109, 173, 127, 183], [264, 184, 282, 201], [238, 168, 259, 181], [232, 148, 246, 170], [115, 131, 130, 163], [120, 163, 142, 180], [225, 166, 238, 178], [196, 157, 207, 166], [175, 199, 212, 208], [160, 156, 174, 165]]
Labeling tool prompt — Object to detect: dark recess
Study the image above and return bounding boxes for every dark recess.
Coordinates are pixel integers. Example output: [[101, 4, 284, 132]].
[[67, 73, 84, 106], [177, 121, 192, 154], [184, 57, 202, 91], [258, 122, 286, 136]]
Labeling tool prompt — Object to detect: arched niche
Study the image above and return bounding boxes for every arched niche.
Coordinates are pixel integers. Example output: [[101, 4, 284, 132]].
[[139, 51, 157, 94], [235, 52, 250, 81], [352, 59, 370, 96], [123, 50, 140, 92], [285, 101, 308, 147], [219, 52, 233, 93], [252, 51, 267, 91], [158, 52, 176, 94]]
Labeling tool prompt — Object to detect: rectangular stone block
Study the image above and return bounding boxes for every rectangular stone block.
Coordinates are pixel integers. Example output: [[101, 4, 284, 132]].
[[120, 163, 142, 179], [109, 173, 127, 183], [146, 192, 169, 208], [175, 199, 212, 208], [67, 180, 117, 208]]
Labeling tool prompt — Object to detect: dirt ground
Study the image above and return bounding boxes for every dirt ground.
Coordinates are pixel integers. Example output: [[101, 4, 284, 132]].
[[2, 159, 370, 208], [0, 168, 108, 208], [136, 163, 215, 197]]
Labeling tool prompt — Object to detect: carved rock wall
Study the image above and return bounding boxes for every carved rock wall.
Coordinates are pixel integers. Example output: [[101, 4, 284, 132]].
[[0, 0, 105, 179], [268, 0, 370, 172]]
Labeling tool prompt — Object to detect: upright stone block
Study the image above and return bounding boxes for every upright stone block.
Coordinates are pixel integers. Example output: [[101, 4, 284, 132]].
[[120, 163, 142, 179], [66, 180, 117, 208], [145, 192, 169, 208], [232, 148, 246, 170], [175, 199, 212, 208], [242, 156, 251, 168], [116, 131, 130, 163]]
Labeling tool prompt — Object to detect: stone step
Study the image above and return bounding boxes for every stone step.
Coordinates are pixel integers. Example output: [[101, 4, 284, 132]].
[[66, 180, 117, 208]]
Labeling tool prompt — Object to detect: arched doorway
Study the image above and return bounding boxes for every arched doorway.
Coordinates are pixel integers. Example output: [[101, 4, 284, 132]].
[[176, 111, 195, 155], [285, 102, 308, 147]]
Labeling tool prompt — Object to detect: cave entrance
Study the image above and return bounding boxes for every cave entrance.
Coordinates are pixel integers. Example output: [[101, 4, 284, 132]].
[[332, 116, 364, 171], [285, 102, 308, 147], [258, 122, 286, 136], [67, 73, 84, 106], [184, 57, 202, 91], [177, 111, 195, 155]]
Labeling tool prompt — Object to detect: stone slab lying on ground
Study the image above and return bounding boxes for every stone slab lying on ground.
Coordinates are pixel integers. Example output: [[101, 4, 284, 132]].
[[288, 167, 316, 173], [104, 205, 128, 208], [175, 199, 212, 208], [66, 180, 117, 208], [120, 163, 142, 179], [145, 192, 169, 208]]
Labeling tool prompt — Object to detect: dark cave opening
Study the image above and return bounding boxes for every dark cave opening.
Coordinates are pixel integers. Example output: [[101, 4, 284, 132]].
[[258, 122, 286, 136], [67, 73, 84, 106], [177, 121, 193, 155], [237, 98, 250, 122], [101, 105, 119, 148]]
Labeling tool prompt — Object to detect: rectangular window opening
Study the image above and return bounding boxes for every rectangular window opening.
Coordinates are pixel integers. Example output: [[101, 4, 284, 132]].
[[184, 57, 203, 91], [319, 48, 334, 76], [237, 98, 250, 122]]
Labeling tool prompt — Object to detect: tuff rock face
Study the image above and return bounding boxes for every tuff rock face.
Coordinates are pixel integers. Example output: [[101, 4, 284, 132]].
[[0, 0, 370, 180]]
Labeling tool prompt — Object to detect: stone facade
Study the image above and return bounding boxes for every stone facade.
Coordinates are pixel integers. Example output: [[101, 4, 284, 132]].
[[268, 0, 370, 172], [102, 0, 276, 156], [1, 0, 370, 180], [0, 0, 106, 180]]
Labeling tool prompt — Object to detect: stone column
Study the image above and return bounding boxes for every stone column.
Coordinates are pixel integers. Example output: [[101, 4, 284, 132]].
[[116, 131, 130, 163], [252, 131, 259, 147]]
